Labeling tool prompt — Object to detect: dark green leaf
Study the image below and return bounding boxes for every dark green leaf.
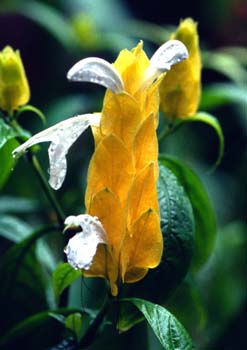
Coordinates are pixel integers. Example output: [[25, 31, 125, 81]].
[[0, 225, 59, 333], [157, 163, 195, 291], [65, 313, 83, 340], [159, 156, 216, 271], [52, 263, 82, 303], [184, 112, 224, 170], [117, 302, 144, 332], [0, 307, 82, 347], [126, 298, 193, 350]]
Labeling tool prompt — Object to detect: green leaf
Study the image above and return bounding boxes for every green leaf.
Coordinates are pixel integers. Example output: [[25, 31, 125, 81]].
[[166, 277, 207, 341], [0, 119, 30, 149], [202, 50, 247, 84], [117, 302, 144, 332], [184, 112, 224, 170], [65, 313, 83, 340], [16, 104, 46, 124], [126, 298, 193, 350], [0, 138, 18, 189], [0, 307, 82, 347], [159, 156, 216, 271], [0, 225, 59, 333], [0, 214, 33, 242], [200, 83, 247, 111], [0, 119, 17, 148], [157, 163, 195, 291], [0, 196, 39, 214], [52, 263, 82, 303], [0, 120, 30, 189]]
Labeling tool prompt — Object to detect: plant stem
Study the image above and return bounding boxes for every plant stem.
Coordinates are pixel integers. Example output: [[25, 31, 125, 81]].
[[79, 295, 111, 348], [9, 117, 65, 227], [27, 152, 65, 227], [158, 120, 184, 144]]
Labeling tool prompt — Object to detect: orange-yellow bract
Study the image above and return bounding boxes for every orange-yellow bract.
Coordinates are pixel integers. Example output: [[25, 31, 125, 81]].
[[159, 18, 201, 118], [84, 42, 163, 295]]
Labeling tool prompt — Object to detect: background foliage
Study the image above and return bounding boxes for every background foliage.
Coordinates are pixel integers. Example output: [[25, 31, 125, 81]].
[[0, 0, 246, 349]]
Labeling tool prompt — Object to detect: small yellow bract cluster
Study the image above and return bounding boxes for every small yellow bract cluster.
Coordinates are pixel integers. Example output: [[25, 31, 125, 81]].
[[0, 46, 30, 114], [159, 18, 201, 119]]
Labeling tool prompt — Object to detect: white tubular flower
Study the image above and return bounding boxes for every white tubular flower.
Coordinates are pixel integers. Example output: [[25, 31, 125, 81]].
[[142, 39, 189, 87], [12, 114, 100, 190], [64, 214, 108, 270], [67, 57, 124, 94]]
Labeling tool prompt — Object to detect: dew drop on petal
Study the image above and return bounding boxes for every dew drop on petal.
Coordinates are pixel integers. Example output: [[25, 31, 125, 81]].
[[67, 57, 124, 94]]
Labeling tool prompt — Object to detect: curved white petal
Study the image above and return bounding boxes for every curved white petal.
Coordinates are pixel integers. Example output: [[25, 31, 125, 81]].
[[67, 57, 124, 94], [150, 39, 188, 71], [64, 214, 108, 270], [142, 40, 189, 87], [12, 114, 101, 190]]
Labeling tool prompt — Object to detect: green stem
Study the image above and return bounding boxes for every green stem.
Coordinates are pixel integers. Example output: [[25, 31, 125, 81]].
[[27, 152, 65, 227], [10, 117, 65, 227], [158, 120, 184, 144], [79, 295, 111, 348]]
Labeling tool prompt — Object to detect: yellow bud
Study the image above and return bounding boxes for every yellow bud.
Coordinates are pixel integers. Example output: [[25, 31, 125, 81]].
[[0, 46, 30, 114], [71, 14, 99, 50], [159, 18, 201, 118]]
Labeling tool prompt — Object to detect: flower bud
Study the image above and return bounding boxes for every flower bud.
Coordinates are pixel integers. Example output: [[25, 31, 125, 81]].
[[159, 18, 201, 118], [0, 46, 30, 114]]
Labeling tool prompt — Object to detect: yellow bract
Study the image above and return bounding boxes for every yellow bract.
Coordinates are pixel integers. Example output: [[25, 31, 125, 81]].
[[159, 18, 201, 118], [84, 42, 163, 295], [0, 46, 30, 114]]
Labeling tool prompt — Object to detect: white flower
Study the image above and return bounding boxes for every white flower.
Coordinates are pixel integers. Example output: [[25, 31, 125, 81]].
[[12, 114, 100, 190], [64, 214, 107, 270]]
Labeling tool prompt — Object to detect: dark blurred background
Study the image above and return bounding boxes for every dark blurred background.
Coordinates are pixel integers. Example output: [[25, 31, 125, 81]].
[[0, 1, 246, 349]]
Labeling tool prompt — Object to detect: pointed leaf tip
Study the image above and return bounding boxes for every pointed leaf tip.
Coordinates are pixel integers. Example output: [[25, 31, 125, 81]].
[[125, 298, 193, 350]]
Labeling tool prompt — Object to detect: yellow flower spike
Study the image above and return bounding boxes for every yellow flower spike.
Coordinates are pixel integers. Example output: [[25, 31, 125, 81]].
[[0, 46, 30, 114], [74, 40, 187, 295], [13, 39, 188, 296], [159, 18, 201, 119]]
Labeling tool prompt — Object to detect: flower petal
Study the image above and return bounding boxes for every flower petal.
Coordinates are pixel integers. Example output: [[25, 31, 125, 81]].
[[67, 57, 124, 94], [150, 39, 189, 71], [64, 214, 107, 270], [12, 114, 100, 190], [142, 40, 189, 87]]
